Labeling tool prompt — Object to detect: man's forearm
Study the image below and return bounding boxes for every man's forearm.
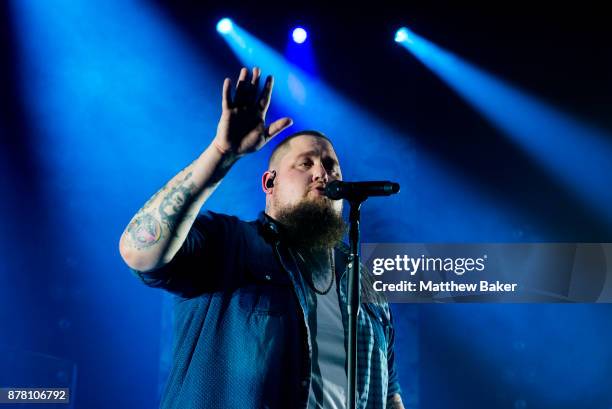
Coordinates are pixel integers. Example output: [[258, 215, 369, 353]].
[[119, 142, 238, 271]]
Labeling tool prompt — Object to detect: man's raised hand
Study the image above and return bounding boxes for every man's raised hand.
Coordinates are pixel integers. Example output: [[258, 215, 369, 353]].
[[212, 67, 293, 158]]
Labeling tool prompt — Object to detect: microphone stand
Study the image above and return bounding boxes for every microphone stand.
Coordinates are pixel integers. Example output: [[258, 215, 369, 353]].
[[325, 179, 400, 409], [347, 196, 365, 409]]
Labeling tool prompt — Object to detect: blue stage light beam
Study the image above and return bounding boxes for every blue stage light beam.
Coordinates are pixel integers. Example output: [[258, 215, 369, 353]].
[[10, 0, 231, 406], [396, 26, 612, 224], [218, 21, 522, 242]]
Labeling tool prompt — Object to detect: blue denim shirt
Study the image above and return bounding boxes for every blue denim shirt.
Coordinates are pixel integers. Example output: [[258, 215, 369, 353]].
[[132, 211, 401, 409]]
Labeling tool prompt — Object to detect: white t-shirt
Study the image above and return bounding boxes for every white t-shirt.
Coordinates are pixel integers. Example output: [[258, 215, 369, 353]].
[[301, 250, 347, 409]]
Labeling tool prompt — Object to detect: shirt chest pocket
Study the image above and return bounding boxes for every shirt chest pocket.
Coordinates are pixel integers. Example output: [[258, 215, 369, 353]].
[[237, 263, 294, 316]]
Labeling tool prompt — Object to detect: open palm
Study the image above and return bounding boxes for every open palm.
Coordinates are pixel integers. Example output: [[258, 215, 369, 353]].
[[214, 67, 293, 157]]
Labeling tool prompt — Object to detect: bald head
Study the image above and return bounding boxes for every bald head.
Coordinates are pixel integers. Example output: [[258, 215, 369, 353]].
[[268, 130, 332, 169]]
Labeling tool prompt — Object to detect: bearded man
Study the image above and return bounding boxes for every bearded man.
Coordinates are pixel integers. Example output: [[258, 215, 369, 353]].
[[119, 67, 404, 409]]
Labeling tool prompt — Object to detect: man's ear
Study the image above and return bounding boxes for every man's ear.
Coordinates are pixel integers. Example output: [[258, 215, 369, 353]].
[[262, 170, 276, 193]]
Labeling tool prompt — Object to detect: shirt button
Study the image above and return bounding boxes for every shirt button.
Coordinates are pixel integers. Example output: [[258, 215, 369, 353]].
[[264, 274, 272, 281], [301, 380, 308, 387]]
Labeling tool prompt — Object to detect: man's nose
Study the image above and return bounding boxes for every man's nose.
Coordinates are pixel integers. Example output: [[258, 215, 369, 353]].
[[312, 163, 329, 183]]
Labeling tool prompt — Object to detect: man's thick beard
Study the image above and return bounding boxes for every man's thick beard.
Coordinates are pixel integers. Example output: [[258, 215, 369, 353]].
[[275, 200, 346, 250]]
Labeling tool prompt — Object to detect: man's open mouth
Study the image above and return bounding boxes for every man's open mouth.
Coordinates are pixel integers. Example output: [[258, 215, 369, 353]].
[[312, 185, 326, 195]]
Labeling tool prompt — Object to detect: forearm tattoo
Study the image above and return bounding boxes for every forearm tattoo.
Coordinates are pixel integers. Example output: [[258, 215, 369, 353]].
[[127, 212, 162, 248], [158, 172, 197, 231], [126, 171, 197, 249]]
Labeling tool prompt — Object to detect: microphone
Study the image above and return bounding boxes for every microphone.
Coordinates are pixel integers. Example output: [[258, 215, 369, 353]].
[[324, 180, 400, 200]]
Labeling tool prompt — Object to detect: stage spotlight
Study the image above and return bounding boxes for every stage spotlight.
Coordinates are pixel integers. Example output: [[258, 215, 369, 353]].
[[219, 23, 513, 241], [396, 26, 612, 222], [292, 27, 308, 44], [395, 27, 410, 43], [216, 18, 233, 34]]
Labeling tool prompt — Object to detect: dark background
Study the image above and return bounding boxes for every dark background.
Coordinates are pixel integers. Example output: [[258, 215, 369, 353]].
[[1, 1, 611, 408]]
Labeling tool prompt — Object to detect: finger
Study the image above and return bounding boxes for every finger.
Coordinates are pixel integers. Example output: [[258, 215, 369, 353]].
[[222, 78, 232, 110], [234, 68, 256, 108], [234, 81, 256, 107], [251, 67, 261, 87], [258, 75, 274, 114], [265, 117, 293, 140], [237, 67, 248, 85], [251, 67, 261, 94]]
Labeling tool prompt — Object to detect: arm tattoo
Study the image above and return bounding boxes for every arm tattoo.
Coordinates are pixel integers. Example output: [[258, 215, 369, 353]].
[[127, 212, 162, 249], [125, 168, 196, 250], [158, 171, 197, 231]]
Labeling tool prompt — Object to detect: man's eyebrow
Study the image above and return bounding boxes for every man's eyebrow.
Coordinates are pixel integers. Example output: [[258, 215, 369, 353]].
[[294, 150, 318, 159], [294, 150, 339, 166]]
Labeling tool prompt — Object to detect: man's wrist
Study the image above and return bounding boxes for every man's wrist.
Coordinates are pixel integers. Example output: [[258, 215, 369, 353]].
[[210, 139, 242, 162], [200, 141, 240, 177], [211, 139, 230, 156]]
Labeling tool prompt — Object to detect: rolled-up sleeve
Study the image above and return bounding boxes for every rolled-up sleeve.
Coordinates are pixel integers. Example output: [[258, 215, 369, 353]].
[[130, 211, 234, 298]]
